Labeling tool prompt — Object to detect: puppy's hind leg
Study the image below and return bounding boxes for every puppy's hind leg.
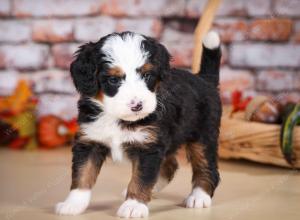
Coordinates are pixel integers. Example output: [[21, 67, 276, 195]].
[[55, 140, 109, 215], [184, 142, 220, 208]]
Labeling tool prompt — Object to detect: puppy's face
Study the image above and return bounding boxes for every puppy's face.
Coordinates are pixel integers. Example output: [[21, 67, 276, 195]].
[[71, 32, 170, 122]]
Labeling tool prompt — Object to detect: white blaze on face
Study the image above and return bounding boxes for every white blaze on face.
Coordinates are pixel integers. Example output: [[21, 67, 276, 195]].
[[101, 33, 157, 121]]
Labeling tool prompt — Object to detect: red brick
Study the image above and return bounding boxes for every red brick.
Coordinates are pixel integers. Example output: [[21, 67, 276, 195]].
[[256, 70, 295, 91], [167, 43, 193, 67], [220, 45, 228, 66], [74, 17, 116, 42], [161, 28, 193, 67], [100, 0, 185, 17], [33, 19, 74, 43], [274, 0, 300, 17], [52, 43, 80, 69], [217, 0, 248, 16], [0, 20, 31, 42], [0, 0, 10, 16], [219, 67, 255, 104], [186, 0, 272, 18], [37, 94, 79, 120], [116, 18, 162, 38], [293, 20, 300, 43], [162, 27, 229, 67], [0, 70, 19, 96], [246, 0, 272, 17], [161, 27, 193, 43], [184, 0, 206, 18], [249, 19, 292, 41], [12, 0, 103, 17], [220, 66, 255, 92], [0, 52, 5, 68], [0, 44, 49, 70], [186, 0, 246, 18], [278, 92, 300, 104], [21, 69, 76, 94], [230, 43, 300, 68], [213, 19, 248, 43], [294, 71, 300, 90]]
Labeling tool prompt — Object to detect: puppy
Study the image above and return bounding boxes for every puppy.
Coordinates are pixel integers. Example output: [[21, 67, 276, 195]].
[[56, 31, 222, 218]]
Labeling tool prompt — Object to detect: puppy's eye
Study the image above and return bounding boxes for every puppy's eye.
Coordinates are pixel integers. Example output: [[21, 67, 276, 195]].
[[108, 76, 120, 85], [143, 73, 152, 82]]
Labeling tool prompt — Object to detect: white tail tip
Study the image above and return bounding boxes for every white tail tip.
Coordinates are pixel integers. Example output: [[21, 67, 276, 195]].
[[203, 31, 220, 49]]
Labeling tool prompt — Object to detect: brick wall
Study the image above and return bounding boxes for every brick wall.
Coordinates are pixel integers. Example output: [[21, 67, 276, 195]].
[[0, 0, 299, 119]]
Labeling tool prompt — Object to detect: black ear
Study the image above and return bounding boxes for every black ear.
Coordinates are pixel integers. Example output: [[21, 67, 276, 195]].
[[70, 42, 100, 97], [142, 37, 171, 76], [155, 42, 171, 71]]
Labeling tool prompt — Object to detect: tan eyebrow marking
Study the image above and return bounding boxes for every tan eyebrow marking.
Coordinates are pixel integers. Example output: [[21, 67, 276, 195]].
[[107, 66, 124, 77], [139, 63, 154, 75]]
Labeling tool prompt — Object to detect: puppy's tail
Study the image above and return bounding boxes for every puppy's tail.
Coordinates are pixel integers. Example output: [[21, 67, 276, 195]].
[[198, 31, 221, 87]]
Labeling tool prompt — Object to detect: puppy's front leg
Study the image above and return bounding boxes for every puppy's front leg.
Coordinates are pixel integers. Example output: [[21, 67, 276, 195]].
[[117, 150, 162, 218], [55, 140, 109, 215]]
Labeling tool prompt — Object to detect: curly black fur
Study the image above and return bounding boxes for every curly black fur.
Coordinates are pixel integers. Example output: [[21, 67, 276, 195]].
[[69, 31, 222, 203]]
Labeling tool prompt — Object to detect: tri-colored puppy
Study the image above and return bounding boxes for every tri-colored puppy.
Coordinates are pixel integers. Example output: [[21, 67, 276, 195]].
[[56, 31, 222, 218]]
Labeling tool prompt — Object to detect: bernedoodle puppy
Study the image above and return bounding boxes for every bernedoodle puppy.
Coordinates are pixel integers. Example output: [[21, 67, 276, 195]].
[[55, 31, 222, 218]]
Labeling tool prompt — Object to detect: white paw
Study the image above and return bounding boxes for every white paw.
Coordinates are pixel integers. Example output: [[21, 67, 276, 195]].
[[117, 199, 149, 218], [55, 189, 91, 215], [185, 187, 212, 208]]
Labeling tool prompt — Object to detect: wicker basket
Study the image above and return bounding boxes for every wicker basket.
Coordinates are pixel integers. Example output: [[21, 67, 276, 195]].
[[219, 109, 300, 168]]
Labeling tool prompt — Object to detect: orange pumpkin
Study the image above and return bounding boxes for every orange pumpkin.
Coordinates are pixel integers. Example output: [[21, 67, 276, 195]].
[[38, 115, 70, 148]]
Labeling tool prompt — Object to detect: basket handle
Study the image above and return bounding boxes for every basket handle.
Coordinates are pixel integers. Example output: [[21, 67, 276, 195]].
[[191, 0, 222, 74]]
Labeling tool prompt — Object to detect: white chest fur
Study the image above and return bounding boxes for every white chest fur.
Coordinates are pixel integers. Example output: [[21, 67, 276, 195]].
[[80, 113, 152, 162]]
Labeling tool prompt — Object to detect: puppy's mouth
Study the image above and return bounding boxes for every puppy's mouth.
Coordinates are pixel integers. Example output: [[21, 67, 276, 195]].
[[120, 112, 151, 122]]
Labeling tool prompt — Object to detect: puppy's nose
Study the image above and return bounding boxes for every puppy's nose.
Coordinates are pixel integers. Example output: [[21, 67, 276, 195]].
[[131, 101, 143, 112]]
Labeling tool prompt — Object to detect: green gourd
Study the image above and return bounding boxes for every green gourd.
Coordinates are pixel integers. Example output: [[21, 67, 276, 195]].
[[280, 103, 300, 165]]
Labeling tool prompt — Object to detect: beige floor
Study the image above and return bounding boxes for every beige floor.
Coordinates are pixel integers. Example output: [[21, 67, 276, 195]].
[[0, 148, 299, 220]]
